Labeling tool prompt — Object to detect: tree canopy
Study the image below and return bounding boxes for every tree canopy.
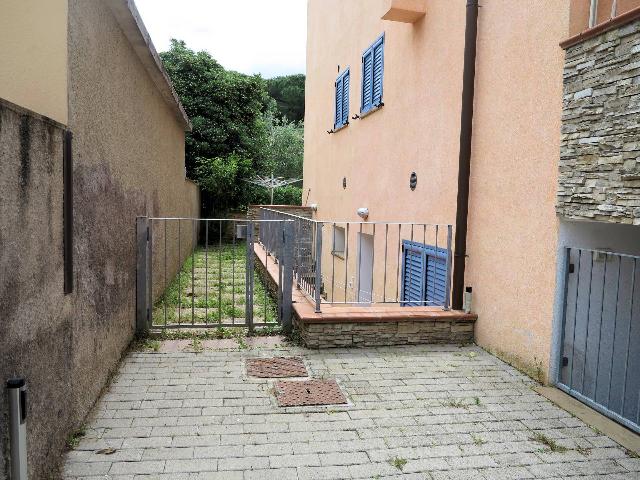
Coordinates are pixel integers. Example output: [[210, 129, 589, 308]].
[[267, 74, 306, 122], [160, 40, 304, 214]]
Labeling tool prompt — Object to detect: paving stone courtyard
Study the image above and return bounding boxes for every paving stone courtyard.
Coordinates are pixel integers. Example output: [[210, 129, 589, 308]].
[[63, 338, 640, 479]]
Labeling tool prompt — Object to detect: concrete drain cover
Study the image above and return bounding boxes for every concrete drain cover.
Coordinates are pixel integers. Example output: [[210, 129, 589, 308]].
[[246, 357, 308, 378], [275, 379, 348, 407]]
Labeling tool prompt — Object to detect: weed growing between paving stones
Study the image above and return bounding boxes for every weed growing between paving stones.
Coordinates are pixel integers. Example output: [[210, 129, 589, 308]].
[[66, 426, 86, 449], [443, 398, 467, 409], [530, 432, 568, 453], [152, 244, 277, 326], [190, 337, 204, 353], [389, 456, 408, 471], [576, 445, 592, 456], [471, 434, 486, 446]]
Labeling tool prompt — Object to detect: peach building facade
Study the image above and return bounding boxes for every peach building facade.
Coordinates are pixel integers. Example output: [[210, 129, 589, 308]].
[[304, 0, 640, 422]]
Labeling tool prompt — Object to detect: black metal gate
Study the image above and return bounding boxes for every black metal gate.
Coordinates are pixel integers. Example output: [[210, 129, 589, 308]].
[[135, 217, 294, 333], [558, 247, 640, 433]]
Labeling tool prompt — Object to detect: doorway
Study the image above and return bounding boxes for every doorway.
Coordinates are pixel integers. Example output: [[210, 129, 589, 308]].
[[357, 233, 374, 303]]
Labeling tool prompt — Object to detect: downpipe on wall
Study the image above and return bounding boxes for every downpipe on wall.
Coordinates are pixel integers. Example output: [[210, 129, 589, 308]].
[[452, 0, 479, 310]]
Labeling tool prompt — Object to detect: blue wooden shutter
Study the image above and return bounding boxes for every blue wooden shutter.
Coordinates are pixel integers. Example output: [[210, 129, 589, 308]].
[[401, 241, 426, 306], [424, 245, 447, 306], [372, 37, 384, 106], [335, 76, 343, 129], [361, 34, 384, 114], [401, 241, 448, 307], [341, 70, 350, 126], [361, 49, 373, 113]]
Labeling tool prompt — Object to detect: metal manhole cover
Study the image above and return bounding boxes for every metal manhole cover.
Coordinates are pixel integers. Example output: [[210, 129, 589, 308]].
[[246, 357, 308, 378], [275, 379, 348, 407]]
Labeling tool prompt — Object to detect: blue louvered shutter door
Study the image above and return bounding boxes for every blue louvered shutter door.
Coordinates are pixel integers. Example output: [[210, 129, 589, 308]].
[[341, 71, 349, 126], [425, 248, 448, 306], [402, 242, 425, 307], [372, 39, 384, 106], [335, 76, 343, 129], [362, 50, 373, 112]]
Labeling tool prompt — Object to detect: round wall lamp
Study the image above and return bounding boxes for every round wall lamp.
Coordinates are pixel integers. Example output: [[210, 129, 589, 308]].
[[410, 172, 418, 191]]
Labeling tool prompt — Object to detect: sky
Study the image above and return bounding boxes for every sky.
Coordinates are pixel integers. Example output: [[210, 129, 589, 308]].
[[135, 0, 307, 78]]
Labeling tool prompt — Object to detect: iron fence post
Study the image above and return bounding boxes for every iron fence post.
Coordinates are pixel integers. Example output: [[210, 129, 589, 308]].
[[314, 222, 323, 313], [246, 220, 255, 332], [136, 216, 150, 335], [281, 221, 294, 332], [444, 225, 453, 311]]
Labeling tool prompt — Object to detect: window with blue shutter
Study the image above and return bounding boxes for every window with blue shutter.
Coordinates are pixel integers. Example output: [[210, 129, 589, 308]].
[[334, 68, 350, 129], [361, 34, 385, 115], [401, 241, 448, 307]]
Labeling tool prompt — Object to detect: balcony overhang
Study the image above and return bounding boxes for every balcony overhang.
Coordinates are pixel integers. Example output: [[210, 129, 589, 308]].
[[382, 0, 427, 23]]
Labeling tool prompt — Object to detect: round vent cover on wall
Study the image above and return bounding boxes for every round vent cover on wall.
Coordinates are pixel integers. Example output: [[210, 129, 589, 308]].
[[410, 172, 417, 191]]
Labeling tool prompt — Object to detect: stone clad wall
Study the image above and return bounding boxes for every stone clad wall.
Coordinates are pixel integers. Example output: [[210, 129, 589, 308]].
[[296, 319, 475, 349], [557, 20, 640, 224]]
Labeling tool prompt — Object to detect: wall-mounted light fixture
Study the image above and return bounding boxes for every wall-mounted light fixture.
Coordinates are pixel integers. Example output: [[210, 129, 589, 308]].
[[357, 208, 369, 220]]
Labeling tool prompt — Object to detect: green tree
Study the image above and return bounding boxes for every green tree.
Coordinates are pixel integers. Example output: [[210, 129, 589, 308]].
[[267, 74, 305, 122], [193, 154, 254, 213], [160, 39, 271, 178], [260, 114, 304, 179], [161, 40, 305, 213]]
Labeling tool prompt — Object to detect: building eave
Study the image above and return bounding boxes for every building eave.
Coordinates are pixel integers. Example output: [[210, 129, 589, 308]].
[[107, 0, 192, 132]]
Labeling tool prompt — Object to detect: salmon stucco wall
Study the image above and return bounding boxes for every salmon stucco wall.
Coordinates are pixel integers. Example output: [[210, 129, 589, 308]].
[[305, 0, 571, 380], [463, 1, 569, 381], [304, 0, 465, 226], [0, 0, 68, 124], [569, 0, 640, 37]]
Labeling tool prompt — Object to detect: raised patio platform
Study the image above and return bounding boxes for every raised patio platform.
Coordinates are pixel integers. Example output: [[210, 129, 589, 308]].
[[254, 243, 477, 348]]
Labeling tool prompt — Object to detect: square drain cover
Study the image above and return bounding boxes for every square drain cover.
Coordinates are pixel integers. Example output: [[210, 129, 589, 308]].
[[275, 379, 348, 407], [246, 357, 308, 378]]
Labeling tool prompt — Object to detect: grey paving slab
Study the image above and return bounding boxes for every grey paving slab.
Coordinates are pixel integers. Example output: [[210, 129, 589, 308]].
[[63, 340, 640, 479]]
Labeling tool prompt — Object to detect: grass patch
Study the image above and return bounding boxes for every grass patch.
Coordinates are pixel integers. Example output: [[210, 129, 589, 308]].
[[389, 456, 408, 471], [152, 244, 277, 326], [471, 434, 486, 446], [530, 432, 568, 453]]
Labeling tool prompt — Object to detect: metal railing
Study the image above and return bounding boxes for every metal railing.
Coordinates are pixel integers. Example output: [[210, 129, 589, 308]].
[[136, 217, 293, 333], [259, 207, 453, 313]]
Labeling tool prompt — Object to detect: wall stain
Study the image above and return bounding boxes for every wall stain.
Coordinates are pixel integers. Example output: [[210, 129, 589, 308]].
[[19, 115, 31, 192]]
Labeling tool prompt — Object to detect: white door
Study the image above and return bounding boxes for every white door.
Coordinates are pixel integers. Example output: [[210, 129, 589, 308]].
[[357, 233, 374, 303]]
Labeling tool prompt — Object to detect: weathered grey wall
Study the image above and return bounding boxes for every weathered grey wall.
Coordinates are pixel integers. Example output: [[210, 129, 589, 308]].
[[0, 0, 199, 477], [557, 20, 640, 224], [0, 100, 72, 480]]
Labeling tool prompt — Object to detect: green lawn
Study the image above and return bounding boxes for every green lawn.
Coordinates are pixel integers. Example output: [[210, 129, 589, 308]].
[[152, 243, 277, 327]]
